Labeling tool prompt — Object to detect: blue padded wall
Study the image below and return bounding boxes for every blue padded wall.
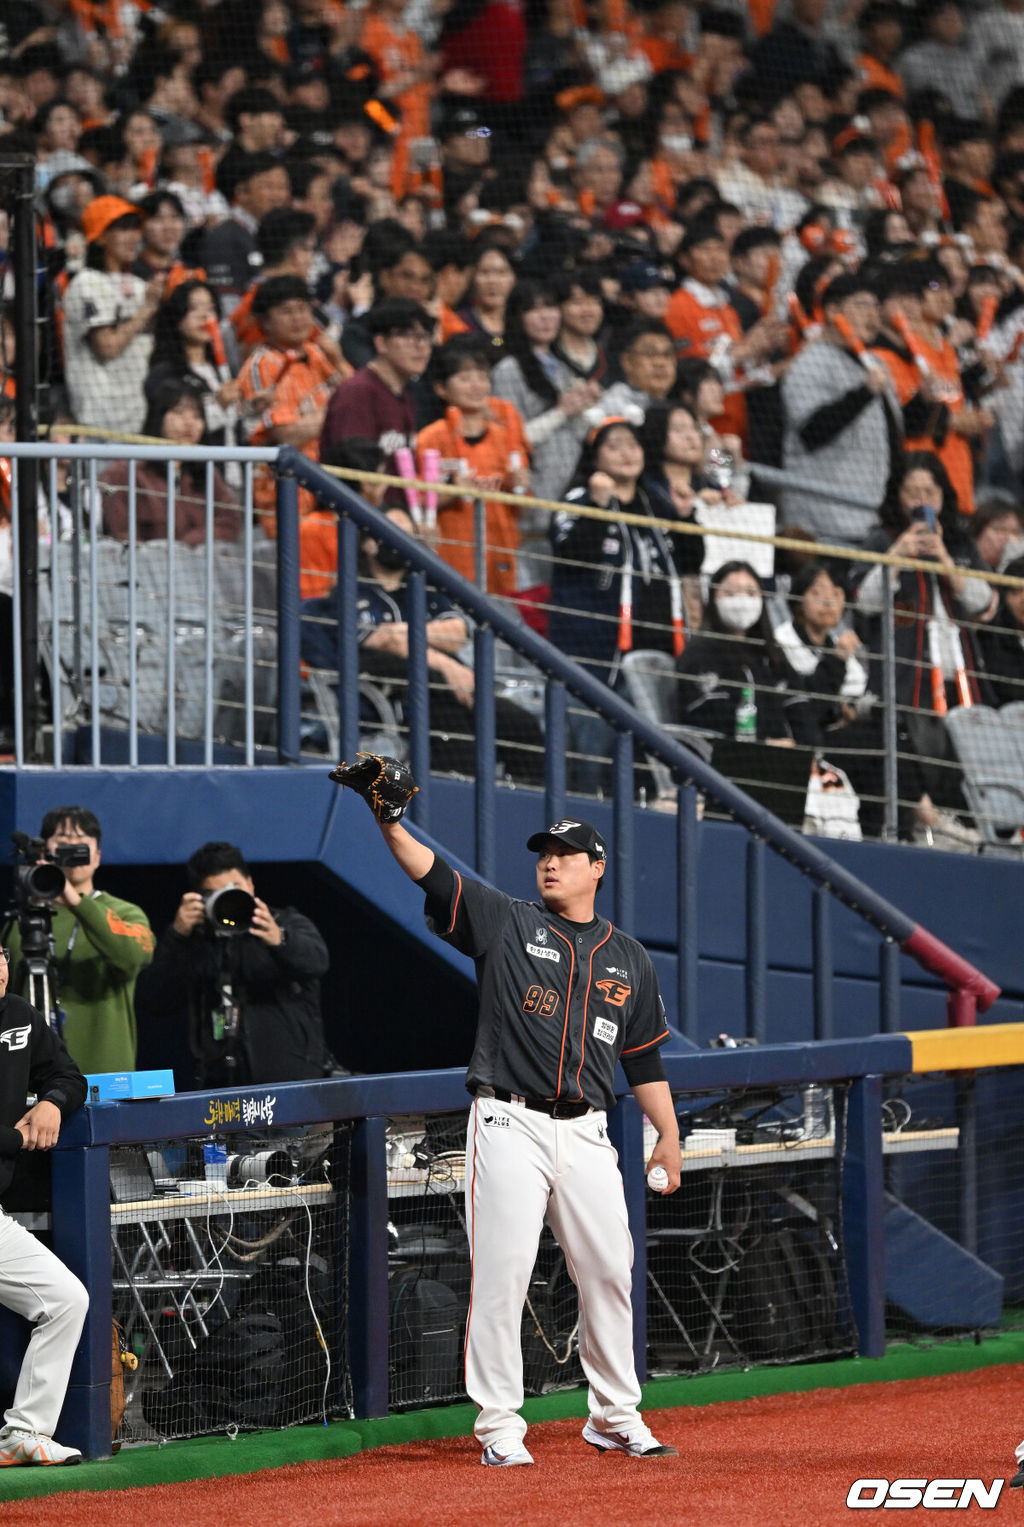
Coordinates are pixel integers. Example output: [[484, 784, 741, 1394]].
[[884, 1195, 1003, 1328], [1, 767, 1020, 1056]]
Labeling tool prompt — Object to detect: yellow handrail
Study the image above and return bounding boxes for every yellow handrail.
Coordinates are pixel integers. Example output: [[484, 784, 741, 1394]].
[[41, 423, 1024, 591]]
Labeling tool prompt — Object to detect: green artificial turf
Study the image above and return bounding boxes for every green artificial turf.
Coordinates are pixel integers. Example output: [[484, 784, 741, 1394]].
[[3, 1329, 1024, 1503]]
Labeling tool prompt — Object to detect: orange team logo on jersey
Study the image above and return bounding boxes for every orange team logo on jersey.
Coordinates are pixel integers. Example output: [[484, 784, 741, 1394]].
[[105, 907, 156, 950], [595, 979, 631, 1007]]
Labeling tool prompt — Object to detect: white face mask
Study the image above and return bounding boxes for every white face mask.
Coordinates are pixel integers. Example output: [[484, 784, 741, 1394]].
[[716, 592, 763, 631]]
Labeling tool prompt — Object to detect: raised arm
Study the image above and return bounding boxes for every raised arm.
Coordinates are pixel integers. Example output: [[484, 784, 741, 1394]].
[[328, 755, 431, 880], [378, 820, 435, 882]]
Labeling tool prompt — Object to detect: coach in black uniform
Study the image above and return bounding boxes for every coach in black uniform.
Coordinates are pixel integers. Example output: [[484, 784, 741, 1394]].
[[0, 952, 89, 1466], [374, 813, 682, 1468]]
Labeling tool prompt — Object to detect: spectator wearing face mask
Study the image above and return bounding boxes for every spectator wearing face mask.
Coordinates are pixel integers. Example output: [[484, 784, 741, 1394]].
[[673, 560, 793, 742]]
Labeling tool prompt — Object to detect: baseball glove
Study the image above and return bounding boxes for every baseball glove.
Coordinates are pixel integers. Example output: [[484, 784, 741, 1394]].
[[328, 753, 418, 823]]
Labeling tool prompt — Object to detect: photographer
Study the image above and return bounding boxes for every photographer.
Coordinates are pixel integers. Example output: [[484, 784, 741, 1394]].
[[5, 808, 155, 1076], [143, 842, 334, 1087]]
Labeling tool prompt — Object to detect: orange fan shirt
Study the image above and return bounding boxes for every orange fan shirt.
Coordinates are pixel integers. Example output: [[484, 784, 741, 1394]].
[[636, 36, 692, 73], [231, 285, 262, 351], [439, 303, 470, 342], [869, 342, 919, 408], [238, 342, 341, 596], [416, 399, 529, 595], [870, 332, 974, 512], [857, 53, 905, 98], [665, 282, 748, 446], [360, 13, 431, 142], [231, 283, 345, 366], [905, 329, 973, 515]]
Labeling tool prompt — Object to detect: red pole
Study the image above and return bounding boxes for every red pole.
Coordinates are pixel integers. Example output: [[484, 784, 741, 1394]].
[[946, 989, 977, 1027]]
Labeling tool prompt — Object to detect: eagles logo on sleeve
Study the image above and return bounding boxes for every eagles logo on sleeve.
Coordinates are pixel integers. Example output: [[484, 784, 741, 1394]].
[[594, 978, 631, 1007]]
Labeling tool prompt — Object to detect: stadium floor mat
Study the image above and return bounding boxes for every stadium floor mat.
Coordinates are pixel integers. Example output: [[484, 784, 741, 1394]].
[[2, 1328, 1023, 1502]]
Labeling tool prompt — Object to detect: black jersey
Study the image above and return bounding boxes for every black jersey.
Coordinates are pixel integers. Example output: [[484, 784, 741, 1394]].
[[422, 859, 669, 1111], [0, 994, 87, 1195]]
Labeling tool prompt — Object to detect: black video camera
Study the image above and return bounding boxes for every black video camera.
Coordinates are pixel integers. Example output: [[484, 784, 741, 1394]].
[[11, 832, 90, 906], [3, 832, 91, 984]]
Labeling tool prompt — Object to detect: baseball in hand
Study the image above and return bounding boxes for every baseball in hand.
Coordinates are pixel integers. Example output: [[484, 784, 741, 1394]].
[[647, 1164, 669, 1192]]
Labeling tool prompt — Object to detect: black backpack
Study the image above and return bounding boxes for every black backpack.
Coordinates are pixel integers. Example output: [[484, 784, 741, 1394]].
[[142, 1310, 285, 1435], [142, 1254, 332, 1436], [728, 1224, 841, 1363], [389, 1272, 466, 1408]]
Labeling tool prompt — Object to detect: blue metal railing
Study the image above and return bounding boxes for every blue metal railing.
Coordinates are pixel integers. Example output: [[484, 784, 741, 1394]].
[[2, 438, 1002, 1035], [7, 443, 277, 769], [43, 1036, 911, 1458], [275, 449, 1000, 1039]]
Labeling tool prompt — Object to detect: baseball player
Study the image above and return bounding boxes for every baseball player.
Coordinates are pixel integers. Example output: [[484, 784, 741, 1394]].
[[331, 757, 681, 1466], [0, 949, 89, 1466]]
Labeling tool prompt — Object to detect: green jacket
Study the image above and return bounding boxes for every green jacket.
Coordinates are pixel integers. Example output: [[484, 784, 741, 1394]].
[[7, 891, 156, 1075]]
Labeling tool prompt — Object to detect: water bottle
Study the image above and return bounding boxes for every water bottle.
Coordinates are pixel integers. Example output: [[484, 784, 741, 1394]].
[[203, 1140, 228, 1188], [734, 684, 757, 740], [705, 446, 735, 491], [801, 1085, 832, 1140]]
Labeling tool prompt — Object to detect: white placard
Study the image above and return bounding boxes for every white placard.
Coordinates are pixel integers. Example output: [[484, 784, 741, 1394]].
[[694, 499, 777, 581]]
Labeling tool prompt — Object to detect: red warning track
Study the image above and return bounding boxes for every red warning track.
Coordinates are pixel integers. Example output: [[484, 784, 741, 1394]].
[[2, 1366, 1022, 1527]]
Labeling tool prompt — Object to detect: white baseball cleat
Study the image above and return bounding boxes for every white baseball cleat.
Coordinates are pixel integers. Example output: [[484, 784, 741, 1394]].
[[582, 1420, 677, 1458], [480, 1440, 535, 1466], [0, 1427, 83, 1466]]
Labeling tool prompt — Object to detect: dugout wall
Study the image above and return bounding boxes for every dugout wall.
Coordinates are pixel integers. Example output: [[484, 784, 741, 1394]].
[[1, 766, 1020, 1060], [5, 1025, 1024, 1460]]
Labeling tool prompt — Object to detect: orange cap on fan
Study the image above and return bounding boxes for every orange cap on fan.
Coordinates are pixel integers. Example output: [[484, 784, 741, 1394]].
[[80, 195, 143, 243]]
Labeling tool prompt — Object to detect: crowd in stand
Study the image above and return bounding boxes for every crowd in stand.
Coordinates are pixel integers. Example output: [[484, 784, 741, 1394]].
[[4, 0, 1024, 839]]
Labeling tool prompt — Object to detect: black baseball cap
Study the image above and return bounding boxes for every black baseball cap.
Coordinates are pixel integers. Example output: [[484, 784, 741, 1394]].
[[619, 260, 670, 293], [441, 104, 491, 140], [527, 819, 607, 861]]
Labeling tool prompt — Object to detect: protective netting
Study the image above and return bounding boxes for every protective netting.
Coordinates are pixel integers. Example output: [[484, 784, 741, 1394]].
[[3, 0, 1024, 838], [35, 473, 279, 757], [645, 1083, 856, 1374], [882, 1066, 1024, 1346], [28, 455, 1024, 848], [386, 1110, 583, 1410], [108, 1126, 351, 1444]]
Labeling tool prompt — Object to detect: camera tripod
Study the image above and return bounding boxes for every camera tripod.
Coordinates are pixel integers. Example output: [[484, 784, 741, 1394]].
[[1, 908, 63, 1033], [23, 951, 62, 1033]]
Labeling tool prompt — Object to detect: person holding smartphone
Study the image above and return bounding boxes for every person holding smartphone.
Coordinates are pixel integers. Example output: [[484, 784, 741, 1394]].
[[848, 451, 994, 845]]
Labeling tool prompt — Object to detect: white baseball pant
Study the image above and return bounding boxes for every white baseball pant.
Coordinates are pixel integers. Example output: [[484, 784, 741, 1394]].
[[464, 1096, 643, 1450], [0, 1210, 89, 1437]]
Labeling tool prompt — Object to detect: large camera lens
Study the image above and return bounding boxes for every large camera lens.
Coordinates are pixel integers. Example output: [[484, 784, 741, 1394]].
[[227, 1150, 294, 1187], [17, 861, 66, 901], [204, 884, 257, 935]]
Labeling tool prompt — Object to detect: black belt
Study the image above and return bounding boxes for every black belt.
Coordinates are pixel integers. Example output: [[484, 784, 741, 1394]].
[[479, 1086, 594, 1120]]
